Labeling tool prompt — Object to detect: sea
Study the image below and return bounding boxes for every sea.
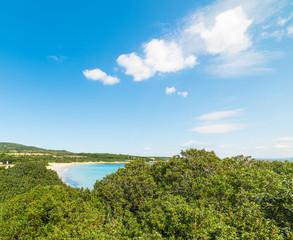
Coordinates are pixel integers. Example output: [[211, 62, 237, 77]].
[[60, 164, 125, 190]]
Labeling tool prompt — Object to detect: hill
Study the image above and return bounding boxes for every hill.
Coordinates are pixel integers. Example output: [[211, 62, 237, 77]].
[[0, 142, 69, 153], [0, 142, 169, 163]]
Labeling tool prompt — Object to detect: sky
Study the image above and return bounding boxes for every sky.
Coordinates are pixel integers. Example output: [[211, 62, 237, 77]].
[[0, 0, 293, 158]]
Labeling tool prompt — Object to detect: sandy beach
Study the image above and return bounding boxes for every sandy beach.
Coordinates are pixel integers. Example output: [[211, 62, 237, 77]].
[[47, 161, 130, 180]]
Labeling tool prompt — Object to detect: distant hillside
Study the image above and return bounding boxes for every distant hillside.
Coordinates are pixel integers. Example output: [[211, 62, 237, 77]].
[[258, 157, 293, 162], [0, 142, 169, 163], [0, 142, 69, 154]]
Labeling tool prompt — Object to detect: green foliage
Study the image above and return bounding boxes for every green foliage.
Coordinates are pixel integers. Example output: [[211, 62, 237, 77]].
[[1, 148, 293, 239], [93, 159, 156, 212], [93, 149, 293, 239], [0, 161, 64, 201]]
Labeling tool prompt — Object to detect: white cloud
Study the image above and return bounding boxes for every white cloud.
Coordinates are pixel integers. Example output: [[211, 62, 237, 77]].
[[207, 49, 274, 78], [186, 6, 252, 56], [274, 137, 293, 142], [278, 13, 293, 26], [255, 145, 269, 150], [166, 86, 176, 94], [218, 144, 237, 148], [273, 144, 293, 149], [144, 147, 151, 150], [113, 0, 290, 81], [191, 123, 245, 134], [182, 140, 209, 148], [178, 91, 188, 97], [180, 0, 290, 77], [47, 55, 66, 62], [261, 30, 285, 40], [83, 68, 120, 85], [197, 109, 243, 121], [288, 25, 293, 35], [117, 39, 197, 81], [192, 108, 246, 134], [92, 0, 289, 84], [116, 53, 154, 81]]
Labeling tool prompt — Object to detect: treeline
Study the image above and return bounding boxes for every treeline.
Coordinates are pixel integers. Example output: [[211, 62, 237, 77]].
[[0, 149, 293, 239], [0, 142, 168, 164], [0, 152, 165, 164]]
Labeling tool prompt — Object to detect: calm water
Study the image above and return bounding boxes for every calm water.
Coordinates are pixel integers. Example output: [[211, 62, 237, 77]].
[[61, 164, 125, 190]]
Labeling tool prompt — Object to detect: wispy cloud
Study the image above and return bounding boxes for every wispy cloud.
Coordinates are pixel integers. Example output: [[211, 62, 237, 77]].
[[144, 144, 152, 151], [47, 55, 66, 62], [192, 109, 246, 134], [288, 25, 293, 35], [166, 86, 176, 94], [182, 140, 209, 148], [192, 123, 245, 134], [273, 144, 293, 149], [178, 91, 188, 98], [83, 68, 120, 85], [255, 145, 269, 150], [274, 137, 293, 142], [277, 13, 293, 26], [197, 109, 243, 121]]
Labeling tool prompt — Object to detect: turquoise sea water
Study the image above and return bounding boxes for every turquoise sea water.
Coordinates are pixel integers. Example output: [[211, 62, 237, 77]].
[[60, 164, 125, 190]]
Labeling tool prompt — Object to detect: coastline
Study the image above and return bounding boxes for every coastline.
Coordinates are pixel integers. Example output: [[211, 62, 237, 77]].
[[47, 161, 129, 181]]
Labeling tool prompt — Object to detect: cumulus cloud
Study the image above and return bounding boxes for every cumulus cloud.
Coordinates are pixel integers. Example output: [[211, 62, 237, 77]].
[[182, 140, 209, 148], [180, 0, 290, 77], [166, 86, 176, 94], [116, 53, 154, 81], [185, 6, 252, 56], [197, 109, 243, 121], [178, 91, 188, 97], [117, 39, 197, 81], [83, 68, 120, 85], [87, 0, 290, 82], [191, 123, 245, 134]]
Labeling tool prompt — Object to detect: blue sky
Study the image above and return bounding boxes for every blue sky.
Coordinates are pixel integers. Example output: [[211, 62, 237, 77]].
[[0, 0, 293, 158]]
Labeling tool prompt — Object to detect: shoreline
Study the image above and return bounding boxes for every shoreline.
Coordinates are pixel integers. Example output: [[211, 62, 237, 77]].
[[47, 162, 129, 180], [47, 161, 129, 171]]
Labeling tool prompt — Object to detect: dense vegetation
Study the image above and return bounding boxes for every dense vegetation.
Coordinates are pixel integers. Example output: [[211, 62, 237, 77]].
[[0, 149, 292, 239]]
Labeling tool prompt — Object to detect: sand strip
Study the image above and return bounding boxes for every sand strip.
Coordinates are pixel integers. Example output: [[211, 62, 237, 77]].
[[47, 161, 129, 179]]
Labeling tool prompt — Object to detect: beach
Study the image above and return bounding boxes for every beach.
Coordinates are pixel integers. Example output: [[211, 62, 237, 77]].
[[47, 161, 130, 181], [47, 162, 128, 188]]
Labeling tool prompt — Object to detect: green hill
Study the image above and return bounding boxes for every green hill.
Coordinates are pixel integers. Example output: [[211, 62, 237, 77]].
[[0, 142, 69, 154], [0, 142, 169, 163]]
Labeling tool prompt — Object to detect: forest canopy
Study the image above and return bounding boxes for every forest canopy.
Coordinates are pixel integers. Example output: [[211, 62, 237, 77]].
[[0, 148, 292, 239]]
